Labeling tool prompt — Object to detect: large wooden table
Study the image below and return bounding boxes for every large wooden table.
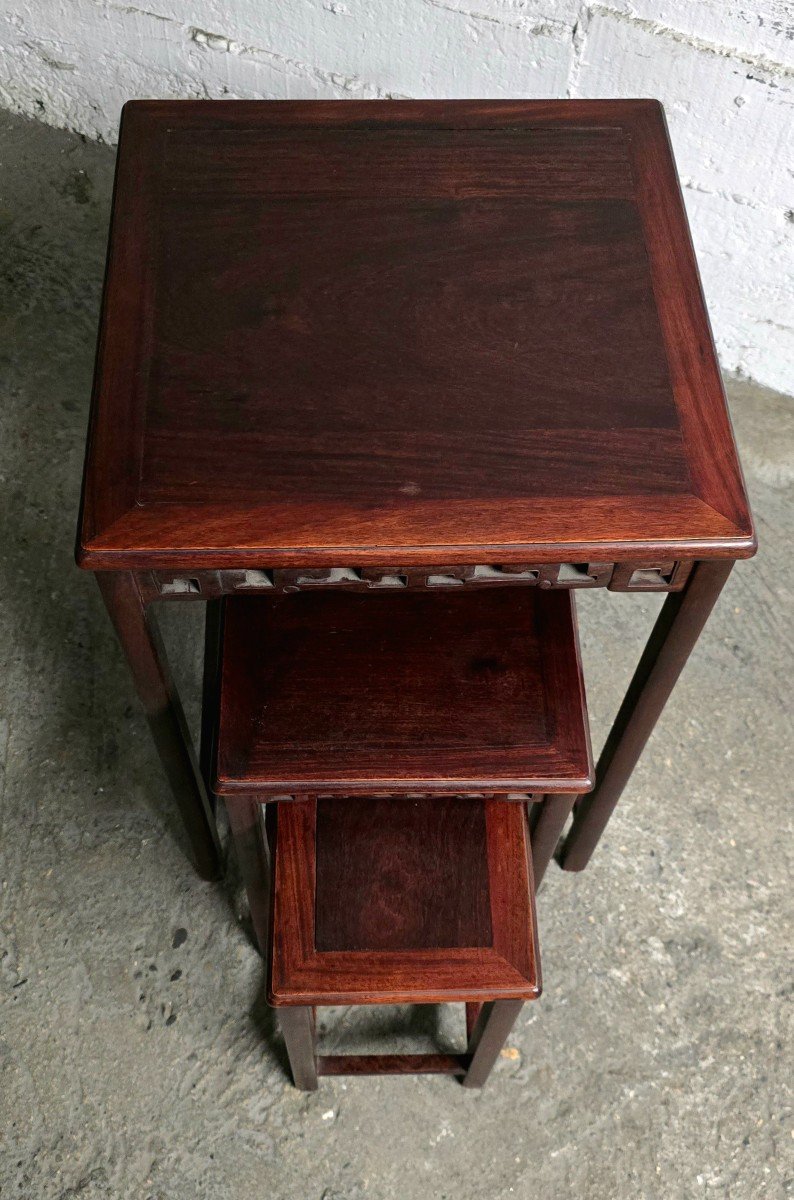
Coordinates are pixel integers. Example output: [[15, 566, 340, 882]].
[[77, 99, 755, 881]]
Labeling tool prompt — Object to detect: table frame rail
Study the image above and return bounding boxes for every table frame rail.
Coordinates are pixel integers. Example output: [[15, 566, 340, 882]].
[[94, 556, 732, 880]]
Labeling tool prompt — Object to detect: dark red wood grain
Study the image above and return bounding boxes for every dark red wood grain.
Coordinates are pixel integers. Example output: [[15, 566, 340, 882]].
[[214, 589, 593, 795], [314, 796, 492, 952], [560, 558, 734, 870], [77, 99, 755, 572], [95, 571, 221, 878], [268, 796, 540, 1007]]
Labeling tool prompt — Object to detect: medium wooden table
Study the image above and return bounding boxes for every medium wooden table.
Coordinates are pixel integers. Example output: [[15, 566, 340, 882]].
[[77, 99, 755, 881]]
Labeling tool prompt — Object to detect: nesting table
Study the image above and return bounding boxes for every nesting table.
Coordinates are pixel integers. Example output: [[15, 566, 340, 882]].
[[212, 586, 595, 1085], [77, 99, 755, 885]]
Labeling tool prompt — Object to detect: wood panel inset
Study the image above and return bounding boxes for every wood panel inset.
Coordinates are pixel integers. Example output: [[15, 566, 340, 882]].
[[314, 796, 492, 952], [78, 100, 754, 571]]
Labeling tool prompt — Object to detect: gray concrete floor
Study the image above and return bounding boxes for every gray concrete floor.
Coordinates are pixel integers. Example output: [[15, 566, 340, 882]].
[[0, 109, 791, 1199]]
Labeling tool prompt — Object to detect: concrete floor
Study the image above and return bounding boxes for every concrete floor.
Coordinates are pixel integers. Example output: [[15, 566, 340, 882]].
[[0, 109, 791, 1199]]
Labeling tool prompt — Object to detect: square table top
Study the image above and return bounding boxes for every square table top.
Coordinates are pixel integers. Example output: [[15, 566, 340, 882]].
[[215, 588, 592, 795], [77, 99, 754, 571]]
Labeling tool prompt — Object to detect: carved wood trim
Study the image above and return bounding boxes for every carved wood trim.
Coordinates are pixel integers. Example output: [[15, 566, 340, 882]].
[[139, 560, 695, 603]]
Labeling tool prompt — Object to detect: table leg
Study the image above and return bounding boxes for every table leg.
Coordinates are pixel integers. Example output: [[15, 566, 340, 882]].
[[95, 571, 222, 881], [200, 598, 223, 792], [558, 559, 733, 872], [226, 797, 271, 957], [462, 999, 524, 1089], [279, 1006, 318, 1091], [529, 794, 577, 888]]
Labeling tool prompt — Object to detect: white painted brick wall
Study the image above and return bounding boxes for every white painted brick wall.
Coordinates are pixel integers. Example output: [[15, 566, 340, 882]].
[[0, 0, 791, 392]]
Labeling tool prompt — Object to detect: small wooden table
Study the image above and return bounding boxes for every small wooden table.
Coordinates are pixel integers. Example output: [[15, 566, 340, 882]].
[[77, 99, 755, 881], [213, 586, 591, 1088]]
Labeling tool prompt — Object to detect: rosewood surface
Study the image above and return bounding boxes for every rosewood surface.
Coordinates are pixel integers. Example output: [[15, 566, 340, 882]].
[[77, 99, 755, 880], [269, 796, 540, 1007], [260, 795, 539, 1086], [215, 589, 593, 796], [314, 796, 492, 953], [560, 559, 734, 871], [78, 99, 754, 570]]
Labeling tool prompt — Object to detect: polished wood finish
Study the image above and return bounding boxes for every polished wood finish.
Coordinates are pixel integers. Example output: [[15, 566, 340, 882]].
[[529, 793, 578, 888], [318, 1054, 468, 1077], [262, 793, 538, 1088], [280, 1001, 525, 1088], [222, 790, 533, 1087], [139, 559, 695, 601], [214, 575, 586, 1085], [95, 571, 221, 879], [215, 589, 593, 796], [269, 796, 540, 1007], [560, 559, 734, 871], [278, 1006, 318, 1091], [78, 98, 755, 882], [466, 1002, 484, 1040], [314, 796, 492, 952], [78, 99, 754, 572], [462, 999, 525, 1089], [225, 797, 272, 957], [199, 598, 223, 795]]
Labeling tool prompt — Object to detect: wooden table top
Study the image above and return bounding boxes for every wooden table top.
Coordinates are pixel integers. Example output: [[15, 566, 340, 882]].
[[215, 589, 592, 795], [77, 99, 754, 571]]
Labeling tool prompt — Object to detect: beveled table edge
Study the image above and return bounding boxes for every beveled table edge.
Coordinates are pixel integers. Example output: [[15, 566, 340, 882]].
[[77, 535, 757, 571], [77, 97, 756, 569]]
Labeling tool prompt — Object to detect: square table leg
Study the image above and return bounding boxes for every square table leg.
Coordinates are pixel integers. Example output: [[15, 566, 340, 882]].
[[225, 797, 271, 957], [529, 794, 578, 888], [95, 570, 222, 880], [558, 559, 733, 872], [279, 1007, 319, 1091], [199, 597, 223, 794], [462, 999, 525, 1089]]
